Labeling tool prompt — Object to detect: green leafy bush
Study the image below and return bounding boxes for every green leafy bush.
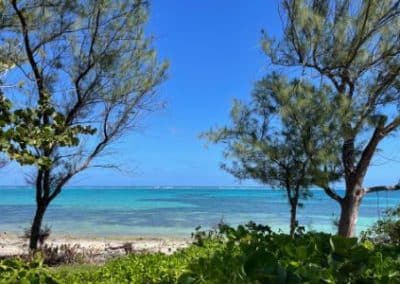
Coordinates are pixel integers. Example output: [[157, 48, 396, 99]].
[[0, 257, 59, 284], [178, 222, 400, 283]]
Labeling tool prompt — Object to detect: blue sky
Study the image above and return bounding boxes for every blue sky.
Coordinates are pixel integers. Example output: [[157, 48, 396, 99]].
[[1, 0, 399, 187]]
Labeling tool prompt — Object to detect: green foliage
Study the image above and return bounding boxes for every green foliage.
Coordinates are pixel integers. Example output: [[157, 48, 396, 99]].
[[361, 205, 400, 246], [203, 73, 342, 188], [2, 0, 167, 249], [6, 106, 96, 168], [262, 0, 400, 236], [181, 223, 400, 283], [1, 0, 167, 174], [2, 224, 399, 283], [52, 249, 195, 283], [201, 73, 342, 234], [0, 36, 94, 170], [0, 257, 59, 284], [261, 0, 400, 150]]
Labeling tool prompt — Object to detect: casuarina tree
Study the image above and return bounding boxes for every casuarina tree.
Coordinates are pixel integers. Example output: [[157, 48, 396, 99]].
[[262, 0, 400, 236], [1, 0, 167, 249], [202, 73, 342, 236]]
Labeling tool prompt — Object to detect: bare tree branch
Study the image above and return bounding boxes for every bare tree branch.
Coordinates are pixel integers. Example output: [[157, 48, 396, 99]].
[[365, 183, 400, 194]]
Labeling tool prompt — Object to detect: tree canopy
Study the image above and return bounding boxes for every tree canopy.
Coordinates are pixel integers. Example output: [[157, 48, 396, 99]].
[[261, 0, 400, 237], [203, 73, 342, 235]]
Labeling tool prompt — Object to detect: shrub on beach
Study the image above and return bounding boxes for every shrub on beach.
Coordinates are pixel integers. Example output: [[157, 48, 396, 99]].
[[41, 244, 86, 266], [181, 223, 400, 283]]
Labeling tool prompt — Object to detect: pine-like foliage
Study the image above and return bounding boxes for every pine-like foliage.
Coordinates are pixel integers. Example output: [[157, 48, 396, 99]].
[[261, 0, 400, 236], [203, 73, 342, 235]]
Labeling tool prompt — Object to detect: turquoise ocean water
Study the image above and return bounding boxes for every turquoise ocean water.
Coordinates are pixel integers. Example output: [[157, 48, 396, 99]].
[[0, 187, 399, 238]]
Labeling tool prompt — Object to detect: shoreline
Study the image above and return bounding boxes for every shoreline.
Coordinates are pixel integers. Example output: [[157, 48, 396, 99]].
[[0, 231, 190, 261]]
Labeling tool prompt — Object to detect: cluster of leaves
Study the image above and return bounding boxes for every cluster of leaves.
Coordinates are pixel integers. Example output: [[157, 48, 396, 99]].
[[0, 257, 58, 284], [2, 223, 400, 283], [0, 102, 96, 168]]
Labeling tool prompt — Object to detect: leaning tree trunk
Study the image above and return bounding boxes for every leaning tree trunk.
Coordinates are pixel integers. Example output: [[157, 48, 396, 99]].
[[29, 202, 48, 250], [337, 184, 364, 237]]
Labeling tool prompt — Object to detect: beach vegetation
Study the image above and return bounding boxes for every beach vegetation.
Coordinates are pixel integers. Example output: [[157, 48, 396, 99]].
[[2, 223, 400, 283], [1, 0, 167, 250], [261, 0, 400, 237], [0, 257, 58, 284], [40, 244, 86, 266]]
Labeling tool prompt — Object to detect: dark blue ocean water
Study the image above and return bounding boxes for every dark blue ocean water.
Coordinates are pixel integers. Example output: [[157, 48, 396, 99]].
[[0, 187, 399, 238]]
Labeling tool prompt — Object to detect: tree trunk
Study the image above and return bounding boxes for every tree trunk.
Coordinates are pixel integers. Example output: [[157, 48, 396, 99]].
[[337, 185, 363, 237], [29, 203, 47, 250], [289, 201, 298, 237]]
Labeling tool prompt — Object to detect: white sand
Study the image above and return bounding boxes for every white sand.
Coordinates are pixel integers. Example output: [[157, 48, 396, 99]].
[[0, 231, 189, 260], [0, 232, 25, 256]]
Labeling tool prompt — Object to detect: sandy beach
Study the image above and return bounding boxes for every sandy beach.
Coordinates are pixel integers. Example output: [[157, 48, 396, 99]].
[[0, 232, 189, 262]]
